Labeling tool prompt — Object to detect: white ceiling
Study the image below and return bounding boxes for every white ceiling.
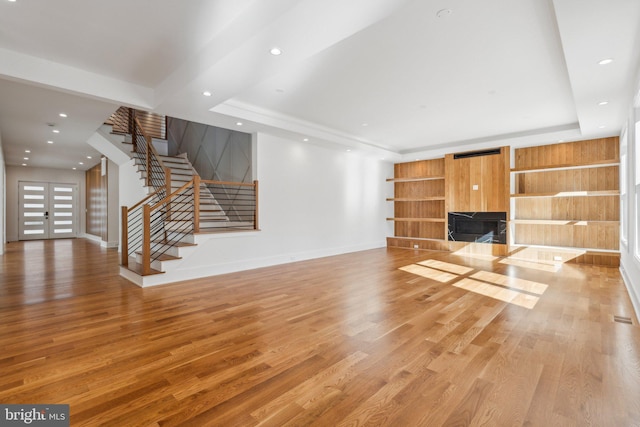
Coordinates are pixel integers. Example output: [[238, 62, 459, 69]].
[[0, 0, 639, 169]]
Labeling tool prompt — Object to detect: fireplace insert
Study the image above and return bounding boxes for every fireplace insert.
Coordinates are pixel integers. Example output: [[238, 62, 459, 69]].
[[448, 212, 507, 244]]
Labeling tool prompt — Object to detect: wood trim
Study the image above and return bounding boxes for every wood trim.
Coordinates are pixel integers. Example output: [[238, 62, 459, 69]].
[[121, 206, 128, 267], [386, 197, 445, 201], [387, 218, 446, 222], [193, 175, 200, 233], [386, 176, 444, 182], [510, 190, 620, 198], [142, 204, 151, 276], [511, 160, 619, 173], [510, 219, 619, 225]]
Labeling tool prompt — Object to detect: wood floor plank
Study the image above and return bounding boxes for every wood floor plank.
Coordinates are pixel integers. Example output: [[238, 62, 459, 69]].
[[0, 239, 639, 425]]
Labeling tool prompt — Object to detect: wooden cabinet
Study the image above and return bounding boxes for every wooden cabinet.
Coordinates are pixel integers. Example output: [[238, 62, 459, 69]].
[[510, 137, 620, 265], [386, 158, 447, 249], [445, 147, 510, 213]]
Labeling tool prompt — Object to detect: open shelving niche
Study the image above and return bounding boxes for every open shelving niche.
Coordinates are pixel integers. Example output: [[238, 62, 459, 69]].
[[386, 158, 450, 251], [509, 137, 620, 266]]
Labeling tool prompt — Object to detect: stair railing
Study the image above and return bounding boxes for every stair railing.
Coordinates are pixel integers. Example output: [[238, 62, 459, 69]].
[[122, 177, 259, 275], [199, 179, 259, 231]]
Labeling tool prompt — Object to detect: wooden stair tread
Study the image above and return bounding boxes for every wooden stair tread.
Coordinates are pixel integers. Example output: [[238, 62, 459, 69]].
[[124, 262, 164, 276], [134, 253, 182, 264], [150, 241, 196, 248]]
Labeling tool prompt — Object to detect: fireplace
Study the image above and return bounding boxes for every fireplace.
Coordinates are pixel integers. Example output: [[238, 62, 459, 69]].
[[448, 212, 507, 244]]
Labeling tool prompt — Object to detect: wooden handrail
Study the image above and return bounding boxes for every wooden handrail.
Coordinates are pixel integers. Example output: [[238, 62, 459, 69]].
[[151, 179, 195, 211], [133, 115, 170, 181], [194, 176, 201, 233], [200, 179, 257, 187], [121, 206, 129, 267], [142, 205, 151, 276], [128, 187, 164, 212]]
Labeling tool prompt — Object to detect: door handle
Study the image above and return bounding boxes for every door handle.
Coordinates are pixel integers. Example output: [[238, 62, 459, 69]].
[[45, 211, 49, 219]]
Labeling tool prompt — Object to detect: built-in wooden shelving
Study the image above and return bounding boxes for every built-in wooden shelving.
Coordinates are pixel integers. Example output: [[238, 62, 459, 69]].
[[387, 158, 447, 246], [386, 176, 444, 182], [510, 137, 620, 266]]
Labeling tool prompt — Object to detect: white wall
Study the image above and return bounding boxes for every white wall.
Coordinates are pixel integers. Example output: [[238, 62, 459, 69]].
[[106, 159, 120, 247], [117, 157, 151, 252], [620, 105, 640, 318], [135, 132, 393, 286], [5, 166, 87, 242], [0, 128, 5, 254]]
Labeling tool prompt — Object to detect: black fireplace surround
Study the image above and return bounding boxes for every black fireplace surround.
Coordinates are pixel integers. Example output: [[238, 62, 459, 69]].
[[448, 212, 507, 244]]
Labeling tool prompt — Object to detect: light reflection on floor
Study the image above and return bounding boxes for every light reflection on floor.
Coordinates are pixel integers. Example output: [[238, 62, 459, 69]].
[[453, 278, 540, 309], [498, 257, 561, 273], [399, 264, 457, 283], [400, 259, 548, 309], [417, 259, 473, 275]]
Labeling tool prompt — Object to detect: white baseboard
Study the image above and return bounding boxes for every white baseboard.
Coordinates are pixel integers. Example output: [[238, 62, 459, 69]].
[[126, 240, 387, 287], [620, 265, 640, 321]]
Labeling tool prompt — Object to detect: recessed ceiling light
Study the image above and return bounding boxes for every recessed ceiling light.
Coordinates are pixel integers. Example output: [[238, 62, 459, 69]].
[[72, 167, 77, 170], [598, 58, 613, 65], [47, 140, 54, 144], [22, 163, 27, 166], [23, 157, 29, 160], [270, 47, 282, 56], [87, 156, 92, 159], [598, 125, 606, 129], [59, 113, 68, 118], [8, 0, 17, 3], [52, 129, 60, 134], [598, 101, 609, 106], [202, 91, 212, 97], [236, 122, 243, 126], [303, 138, 309, 142], [25, 150, 30, 153], [79, 162, 84, 165]]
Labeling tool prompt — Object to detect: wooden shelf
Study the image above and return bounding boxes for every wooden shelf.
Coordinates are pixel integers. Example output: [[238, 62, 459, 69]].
[[386, 176, 444, 182], [510, 160, 619, 173], [510, 219, 619, 226], [386, 218, 445, 222], [509, 243, 620, 255], [510, 137, 621, 265], [510, 190, 619, 198], [386, 197, 445, 202]]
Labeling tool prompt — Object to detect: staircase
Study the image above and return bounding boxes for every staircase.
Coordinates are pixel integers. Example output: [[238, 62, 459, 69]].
[[97, 107, 258, 283]]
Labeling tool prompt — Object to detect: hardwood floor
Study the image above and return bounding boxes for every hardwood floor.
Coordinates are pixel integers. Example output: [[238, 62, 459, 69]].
[[1, 239, 639, 426]]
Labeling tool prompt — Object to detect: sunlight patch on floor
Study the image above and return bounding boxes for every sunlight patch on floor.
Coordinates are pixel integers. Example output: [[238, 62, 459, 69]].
[[451, 252, 498, 261], [498, 257, 561, 273], [470, 270, 548, 295], [417, 259, 474, 275], [399, 258, 549, 309], [454, 278, 540, 309], [399, 264, 458, 283]]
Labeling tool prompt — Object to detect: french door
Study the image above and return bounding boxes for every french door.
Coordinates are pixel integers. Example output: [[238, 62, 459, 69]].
[[18, 181, 78, 240]]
